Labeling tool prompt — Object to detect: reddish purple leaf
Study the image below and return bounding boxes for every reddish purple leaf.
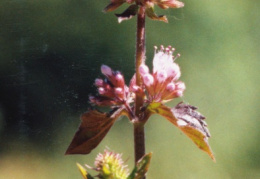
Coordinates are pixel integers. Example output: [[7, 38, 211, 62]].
[[65, 107, 126, 155]]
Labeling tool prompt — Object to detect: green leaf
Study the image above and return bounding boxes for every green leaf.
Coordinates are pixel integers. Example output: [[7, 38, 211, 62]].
[[127, 167, 137, 179], [128, 153, 152, 179], [65, 107, 126, 155], [76, 163, 94, 179], [147, 102, 215, 161], [115, 5, 139, 23], [145, 7, 168, 23]]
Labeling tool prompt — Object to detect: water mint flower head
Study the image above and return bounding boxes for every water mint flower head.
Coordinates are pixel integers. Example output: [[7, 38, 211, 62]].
[[139, 45, 185, 103], [89, 65, 132, 106]]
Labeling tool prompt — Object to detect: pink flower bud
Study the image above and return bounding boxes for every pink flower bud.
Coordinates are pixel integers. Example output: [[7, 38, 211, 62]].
[[95, 78, 104, 87], [143, 74, 154, 86], [131, 85, 140, 92], [98, 87, 105, 95], [115, 87, 123, 95], [166, 83, 176, 92], [139, 64, 149, 75], [101, 65, 112, 76], [175, 81, 185, 91], [115, 73, 125, 87], [115, 73, 123, 81], [174, 90, 184, 97]]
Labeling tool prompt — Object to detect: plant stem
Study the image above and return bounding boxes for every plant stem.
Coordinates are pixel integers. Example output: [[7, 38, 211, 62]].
[[134, 123, 145, 162], [134, 5, 146, 166], [135, 7, 146, 109]]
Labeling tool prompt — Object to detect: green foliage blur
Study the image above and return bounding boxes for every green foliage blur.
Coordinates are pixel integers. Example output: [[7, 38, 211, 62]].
[[0, 0, 259, 178]]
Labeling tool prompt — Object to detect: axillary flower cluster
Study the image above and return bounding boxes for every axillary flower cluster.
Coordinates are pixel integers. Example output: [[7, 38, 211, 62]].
[[90, 45, 185, 110]]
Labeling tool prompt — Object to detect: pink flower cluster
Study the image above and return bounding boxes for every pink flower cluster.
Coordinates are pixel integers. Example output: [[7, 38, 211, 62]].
[[90, 45, 185, 106], [139, 45, 185, 103], [89, 65, 132, 106]]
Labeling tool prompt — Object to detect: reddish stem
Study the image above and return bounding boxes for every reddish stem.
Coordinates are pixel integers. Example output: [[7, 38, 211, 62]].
[[134, 123, 145, 162], [134, 5, 146, 168]]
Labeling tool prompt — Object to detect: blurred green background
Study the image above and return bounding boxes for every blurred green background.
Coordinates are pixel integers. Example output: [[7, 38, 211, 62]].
[[0, 0, 259, 178]]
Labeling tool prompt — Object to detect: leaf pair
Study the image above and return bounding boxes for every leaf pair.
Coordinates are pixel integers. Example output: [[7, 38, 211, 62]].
[[66, 102, 215, 161]]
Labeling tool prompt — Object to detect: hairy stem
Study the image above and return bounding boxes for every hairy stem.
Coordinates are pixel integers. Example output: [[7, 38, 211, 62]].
[[134, 5, 146, 167]]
